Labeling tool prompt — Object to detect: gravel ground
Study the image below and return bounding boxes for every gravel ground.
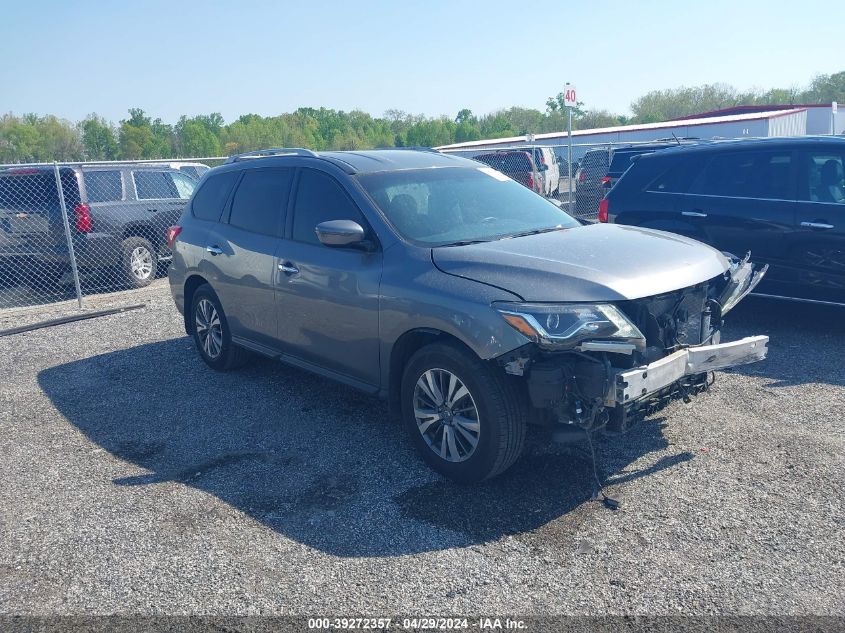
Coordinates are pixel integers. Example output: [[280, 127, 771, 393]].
[[0, 280, 843, 615]]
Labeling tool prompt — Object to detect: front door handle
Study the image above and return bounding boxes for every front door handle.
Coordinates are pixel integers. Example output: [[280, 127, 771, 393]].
[[278, 262, 300, 275], [146, 208, 158, 213], [205, 245, 223, 255], [682, 211, 708, 218], [800, 221, 835, 230]]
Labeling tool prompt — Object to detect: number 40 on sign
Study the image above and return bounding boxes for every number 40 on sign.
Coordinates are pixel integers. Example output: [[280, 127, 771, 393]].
[[564, 84, 577, 108]]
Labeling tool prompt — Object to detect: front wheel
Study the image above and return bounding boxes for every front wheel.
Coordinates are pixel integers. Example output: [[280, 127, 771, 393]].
[[400, 342, 527, 482]]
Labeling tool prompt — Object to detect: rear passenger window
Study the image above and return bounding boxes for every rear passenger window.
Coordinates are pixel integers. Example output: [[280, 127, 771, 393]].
[[191, 171, 238, 222], [84, 171, 123, 203], [689, 150, 793, 200], [292, 169, 366, 245], [134, 171, 179, 199], [228, 168, 292, 236]]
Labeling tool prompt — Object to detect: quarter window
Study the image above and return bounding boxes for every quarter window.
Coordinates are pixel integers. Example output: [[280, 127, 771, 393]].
[[228, 168, 292, 236], [689, 150, 793, 200], [292, 169, 366, 245], [647, 156, 708, 194]]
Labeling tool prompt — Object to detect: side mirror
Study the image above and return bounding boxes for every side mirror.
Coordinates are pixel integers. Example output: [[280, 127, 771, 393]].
[[315, 219, 370, 249], [538, 163, 549, 172]]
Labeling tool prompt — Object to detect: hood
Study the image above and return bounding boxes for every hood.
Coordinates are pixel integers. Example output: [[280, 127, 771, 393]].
[[431, 223, 729, 302]]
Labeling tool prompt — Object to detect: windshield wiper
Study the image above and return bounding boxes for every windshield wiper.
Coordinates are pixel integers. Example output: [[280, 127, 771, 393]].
[[504, 226, 566, 240], [441, 239, 491, 247]]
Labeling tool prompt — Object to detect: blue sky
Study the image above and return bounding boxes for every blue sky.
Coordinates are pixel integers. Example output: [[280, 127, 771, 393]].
[[1, 0, 840, 124]]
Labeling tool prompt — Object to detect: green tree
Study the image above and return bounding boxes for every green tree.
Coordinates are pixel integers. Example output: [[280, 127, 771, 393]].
[[81, 115, 118, 160], [801, 71, 845, 103], [119, 109, 174, 159]]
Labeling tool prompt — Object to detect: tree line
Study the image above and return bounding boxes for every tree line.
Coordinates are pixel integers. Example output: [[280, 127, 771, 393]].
[[2, 71, 843, 164]]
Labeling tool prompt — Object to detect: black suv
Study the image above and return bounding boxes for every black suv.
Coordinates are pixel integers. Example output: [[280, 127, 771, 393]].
[[574, 141, 701, 219], [0, 164, 196, 289], [604, 137, 845, 306]]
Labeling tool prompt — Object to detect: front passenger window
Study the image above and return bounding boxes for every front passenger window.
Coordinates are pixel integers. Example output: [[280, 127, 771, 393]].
[[803, 154, 845, 203], [292, 169, 367, 245]]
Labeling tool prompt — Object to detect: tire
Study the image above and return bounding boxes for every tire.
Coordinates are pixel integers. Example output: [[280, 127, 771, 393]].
[[121, 236, 157, 289], [190, 284, 251, 371], [400, 342, 527, 482]]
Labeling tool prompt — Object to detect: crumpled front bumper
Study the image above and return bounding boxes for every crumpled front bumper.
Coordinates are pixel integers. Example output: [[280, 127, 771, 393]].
[[607, 335, 769, 406]]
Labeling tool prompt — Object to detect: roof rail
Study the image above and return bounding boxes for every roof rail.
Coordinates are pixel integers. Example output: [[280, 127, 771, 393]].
[[225, 148, 319, 164]]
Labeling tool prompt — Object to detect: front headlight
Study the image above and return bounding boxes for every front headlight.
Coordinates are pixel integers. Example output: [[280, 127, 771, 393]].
[[494, 302, 645, 350]]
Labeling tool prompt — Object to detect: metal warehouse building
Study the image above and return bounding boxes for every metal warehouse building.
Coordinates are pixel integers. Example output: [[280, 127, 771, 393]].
[[437, 103, 844, 160]]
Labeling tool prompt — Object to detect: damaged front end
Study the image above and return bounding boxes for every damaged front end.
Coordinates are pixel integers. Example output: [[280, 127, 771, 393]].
[[495, 254, 770, 435]]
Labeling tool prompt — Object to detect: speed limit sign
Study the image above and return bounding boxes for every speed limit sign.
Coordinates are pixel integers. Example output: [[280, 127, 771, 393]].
[[564, 84, 577, 108]]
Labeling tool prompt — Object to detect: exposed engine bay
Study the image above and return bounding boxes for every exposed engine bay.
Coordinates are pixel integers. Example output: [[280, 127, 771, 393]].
[[497, 254, 769, 435]]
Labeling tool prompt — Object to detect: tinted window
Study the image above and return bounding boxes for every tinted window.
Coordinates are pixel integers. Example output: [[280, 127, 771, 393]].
[[646, 155, 709, 193], [228, 168, 291, 236], [191, 171, 238, 222], [134, 171, 178, 199], [802, 152, 845, 203], [580, 151, 609, 168], [292, 169, 366, 244], [0, 172, 61, 210], [84, 170, 122, 203], [358, 166, 579, 246], [689, 150, 793, 200]]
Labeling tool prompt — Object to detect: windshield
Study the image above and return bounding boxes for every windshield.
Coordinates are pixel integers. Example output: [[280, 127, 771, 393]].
[[357, 167, 579, 246]]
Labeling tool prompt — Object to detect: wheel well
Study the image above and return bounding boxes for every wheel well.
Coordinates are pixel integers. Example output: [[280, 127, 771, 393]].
[[123, 222, 162, 248], [387, 328, 476, 418], [182, 274, 209, 335]]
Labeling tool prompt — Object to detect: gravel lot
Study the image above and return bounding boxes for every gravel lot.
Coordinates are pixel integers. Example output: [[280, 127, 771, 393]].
[[0, 280, 843, 615]]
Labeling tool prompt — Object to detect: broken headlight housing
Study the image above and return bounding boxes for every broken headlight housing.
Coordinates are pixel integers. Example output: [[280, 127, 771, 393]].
[[494, 302, 646, 351]]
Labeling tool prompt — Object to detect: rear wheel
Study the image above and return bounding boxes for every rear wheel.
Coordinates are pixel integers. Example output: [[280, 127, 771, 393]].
[[121, 236, 157, 288], [190, 284, 251, 371], [400, 342, 527, 482]]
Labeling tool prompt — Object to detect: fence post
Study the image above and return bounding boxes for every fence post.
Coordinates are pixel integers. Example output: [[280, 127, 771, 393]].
[[53, 162, 84, 309], [567, 108, 573, 213]]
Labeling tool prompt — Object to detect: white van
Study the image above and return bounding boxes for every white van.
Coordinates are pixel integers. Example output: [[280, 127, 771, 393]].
[[527, 147, 560, 197]]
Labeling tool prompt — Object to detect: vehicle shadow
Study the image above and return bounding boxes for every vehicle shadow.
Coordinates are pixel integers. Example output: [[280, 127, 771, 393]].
[[38, 338, 689, 557], [719, 296, 845, 388]]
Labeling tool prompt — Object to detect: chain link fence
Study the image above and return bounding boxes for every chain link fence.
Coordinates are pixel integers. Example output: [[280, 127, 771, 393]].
[[0, 158, 223, 314]]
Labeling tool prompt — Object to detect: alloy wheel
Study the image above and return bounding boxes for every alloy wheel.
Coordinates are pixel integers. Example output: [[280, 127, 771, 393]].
[[413, 368, 481, 463], [130, 246, 153, 280], [195, 298, 223, 359]]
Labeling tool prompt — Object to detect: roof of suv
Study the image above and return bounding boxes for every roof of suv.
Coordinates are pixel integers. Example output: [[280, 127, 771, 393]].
[[640, 135, 845, 158], [224, 149, 477, 175]]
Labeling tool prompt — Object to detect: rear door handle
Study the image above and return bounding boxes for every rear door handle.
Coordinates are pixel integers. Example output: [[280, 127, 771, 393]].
[[682, 211, 708, 218], [146, 208, 158, 213], [278, 262, 300, 275], [800, 221, 835, 230], [205, 245, 223, 255]]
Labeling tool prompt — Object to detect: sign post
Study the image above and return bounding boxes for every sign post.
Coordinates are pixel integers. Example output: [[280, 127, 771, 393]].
[[564, 83, 577, 212], [832, 101, 838, 135]]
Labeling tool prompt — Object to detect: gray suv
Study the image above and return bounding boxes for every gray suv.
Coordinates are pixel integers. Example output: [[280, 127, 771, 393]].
[[168, 148, 769, 482]]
